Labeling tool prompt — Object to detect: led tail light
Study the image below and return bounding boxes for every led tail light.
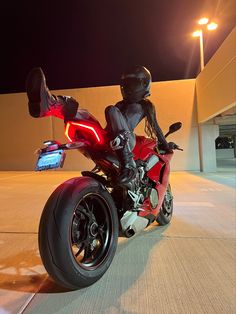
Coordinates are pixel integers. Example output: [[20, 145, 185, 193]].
[[65, 121, 104, 144]]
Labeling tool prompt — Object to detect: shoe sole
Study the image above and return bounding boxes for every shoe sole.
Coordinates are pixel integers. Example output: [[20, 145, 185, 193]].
[[26, 68, 43, 103]]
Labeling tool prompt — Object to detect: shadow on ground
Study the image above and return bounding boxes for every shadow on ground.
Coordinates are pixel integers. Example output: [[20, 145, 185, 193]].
[[0, 223, 168, 296]]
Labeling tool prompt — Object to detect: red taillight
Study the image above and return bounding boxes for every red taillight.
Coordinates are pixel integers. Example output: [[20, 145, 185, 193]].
[[65, 123, 73, 142], [65, 121, 103, 144]]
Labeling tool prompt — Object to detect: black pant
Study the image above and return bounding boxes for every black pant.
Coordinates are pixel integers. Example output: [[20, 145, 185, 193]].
[[105, 105, 136, 150]]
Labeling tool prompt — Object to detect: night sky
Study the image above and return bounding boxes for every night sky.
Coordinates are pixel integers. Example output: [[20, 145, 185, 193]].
[[1, 0, 235, 93]]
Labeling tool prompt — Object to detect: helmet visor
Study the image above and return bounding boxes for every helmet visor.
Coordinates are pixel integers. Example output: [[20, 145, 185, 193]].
[[121, 77, 143, 93]]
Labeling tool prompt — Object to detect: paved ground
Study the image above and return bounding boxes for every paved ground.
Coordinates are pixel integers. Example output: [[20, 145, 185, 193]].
[[0, 165, 235, 313]]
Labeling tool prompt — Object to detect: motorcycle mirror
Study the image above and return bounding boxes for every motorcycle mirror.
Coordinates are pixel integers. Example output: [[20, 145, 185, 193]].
[[169, 122, 182, 133], [165, 122, 182, 138]]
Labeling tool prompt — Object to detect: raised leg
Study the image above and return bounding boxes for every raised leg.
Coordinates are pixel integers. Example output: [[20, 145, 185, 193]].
[[26, 67, 78, 120]]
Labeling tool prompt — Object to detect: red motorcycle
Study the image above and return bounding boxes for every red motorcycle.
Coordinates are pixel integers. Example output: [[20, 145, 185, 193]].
[[36, 108, 182, 290]]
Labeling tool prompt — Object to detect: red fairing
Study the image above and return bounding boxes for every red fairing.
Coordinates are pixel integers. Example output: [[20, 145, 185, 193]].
[[64, 126, 173, 218], [133, 136, 156, 159], [133, 136, 173, 218]]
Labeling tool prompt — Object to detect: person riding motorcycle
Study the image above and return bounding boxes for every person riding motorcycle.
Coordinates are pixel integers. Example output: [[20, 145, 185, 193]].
[[104, 65, 173, 184], [26, 65, 172, 185]]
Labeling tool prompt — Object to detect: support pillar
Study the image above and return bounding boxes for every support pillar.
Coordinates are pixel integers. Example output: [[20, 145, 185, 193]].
[[198, 124, 219, 172], [233, 136, 236, 158]]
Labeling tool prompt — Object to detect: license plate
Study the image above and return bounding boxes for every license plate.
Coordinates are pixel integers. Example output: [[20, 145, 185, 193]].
[[35, 149, 66, 171]]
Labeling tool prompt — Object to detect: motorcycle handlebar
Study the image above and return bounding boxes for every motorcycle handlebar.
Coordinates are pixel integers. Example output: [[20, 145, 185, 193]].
[[172, 144, 183, 151], [167, 142, 183, 151]]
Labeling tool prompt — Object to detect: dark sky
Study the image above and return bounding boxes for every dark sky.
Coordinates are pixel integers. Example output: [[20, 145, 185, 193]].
[[0, 0, 235, 93]]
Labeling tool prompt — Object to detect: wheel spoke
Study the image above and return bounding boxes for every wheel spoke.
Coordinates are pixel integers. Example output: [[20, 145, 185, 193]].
[[98, 225, 107, 247], [82, 197, 90, 212], [83, 245, 93, 262], [75, 242, 85, 257], [89, 202, 94, 214], [75, 206, 90, 220], [98, 234, 104, 246], [98, 224, 105, 236], [82, 197, 95, 215], [70, 193, 116, 270]]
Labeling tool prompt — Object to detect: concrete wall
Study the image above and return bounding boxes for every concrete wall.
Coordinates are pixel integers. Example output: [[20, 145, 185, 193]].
[[195, 27, 236, 171], [1, 28, 235, 173], [196, 27, 236, 123], [0, 79, 199, 171]]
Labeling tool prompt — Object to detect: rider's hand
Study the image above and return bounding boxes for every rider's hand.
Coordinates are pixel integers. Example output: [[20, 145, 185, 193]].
[[158, 143, 172, 153], [161, 142, 177, 153], [159, 142, 181, 153], [168, 142, 177, 150], [167, 142, 183, 151]]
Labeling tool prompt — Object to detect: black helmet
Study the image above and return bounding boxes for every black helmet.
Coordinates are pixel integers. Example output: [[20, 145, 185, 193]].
[[120, 65, 152, 103]]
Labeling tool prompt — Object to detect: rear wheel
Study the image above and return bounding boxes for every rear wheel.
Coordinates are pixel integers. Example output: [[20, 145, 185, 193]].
[[38, 176, 118, 290], [156, 184, 173, 226]]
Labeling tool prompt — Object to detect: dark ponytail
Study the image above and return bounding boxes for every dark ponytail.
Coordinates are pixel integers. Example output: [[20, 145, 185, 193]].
[[140, 99, 157, 139], [140, 99, 169, 148]]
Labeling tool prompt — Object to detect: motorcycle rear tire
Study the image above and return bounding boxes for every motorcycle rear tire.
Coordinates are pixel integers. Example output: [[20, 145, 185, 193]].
[[156, 184, 173, 226], [38, 176, 118, 290]]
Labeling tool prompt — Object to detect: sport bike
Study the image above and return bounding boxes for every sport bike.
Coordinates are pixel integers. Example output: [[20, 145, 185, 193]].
[[36, 108, 182, 289]]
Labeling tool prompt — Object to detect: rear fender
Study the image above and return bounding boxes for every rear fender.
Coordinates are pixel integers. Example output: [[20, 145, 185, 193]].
[[81, 171, 109, 188]]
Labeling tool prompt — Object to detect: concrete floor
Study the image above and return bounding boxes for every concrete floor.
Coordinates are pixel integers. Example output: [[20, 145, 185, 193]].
[[0, 166, 235, 314]]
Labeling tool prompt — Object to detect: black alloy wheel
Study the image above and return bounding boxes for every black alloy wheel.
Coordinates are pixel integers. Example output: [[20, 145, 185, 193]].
[[71, 194, 113, 270], [38, 177, 118, 290]]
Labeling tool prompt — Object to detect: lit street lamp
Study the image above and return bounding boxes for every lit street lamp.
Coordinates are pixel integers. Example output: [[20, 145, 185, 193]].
[[192, 18, 218, 71]]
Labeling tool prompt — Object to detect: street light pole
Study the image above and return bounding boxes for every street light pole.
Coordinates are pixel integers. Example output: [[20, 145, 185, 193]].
[[192, 18, 218, 72], [199, 30, 204, 71], [192, 18, 218, 172]]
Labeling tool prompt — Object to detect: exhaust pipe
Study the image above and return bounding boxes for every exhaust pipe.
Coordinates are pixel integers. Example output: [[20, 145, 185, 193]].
[[124, 227, 136, 238], [121, 211, 149, 238]]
